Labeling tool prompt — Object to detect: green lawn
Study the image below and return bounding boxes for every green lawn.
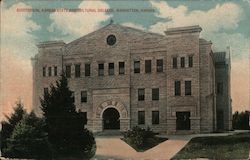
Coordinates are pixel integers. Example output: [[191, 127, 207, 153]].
[[122, 137, 168, 152], [172, 132, 250, 160]]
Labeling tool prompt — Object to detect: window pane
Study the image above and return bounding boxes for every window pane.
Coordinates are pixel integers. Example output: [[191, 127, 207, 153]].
[[82, 112, 87, 125], [98, 63, 104, 76], [138, 88, 145, 101], [152, 88, 159, 100], [44, 88, 48, 95], [173, 57, 177, 68], [54, 66, 57, 76], [175, 81, 181, 96], [157, 59, 163, 72], [145, 60, 151, 73], [152, 111, 159, 124], [181, 57, 185, 68], [85, 64, 90, 76], [66, 65, 71, 78], [108, 63, 114, 75], [138, 111, 145, 125], [75, 64, 81, 78], [119, 62, 125, 74], [43, 67, 46, 77], [134, 61, 140, 73], [188, 56, 193, 67], [48, 67, 52, 77], [185, 81, 192, 95], [72, 92, 75, 103], [81, 91, 87, 103]]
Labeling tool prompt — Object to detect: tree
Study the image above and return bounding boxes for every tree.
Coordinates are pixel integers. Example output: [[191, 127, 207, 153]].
[[4, 112, 51, 159], [40, 74, 96, 158], [1, 101, 27, 156]]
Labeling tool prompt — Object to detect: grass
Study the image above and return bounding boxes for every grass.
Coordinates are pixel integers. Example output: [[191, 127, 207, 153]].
[[122, 137, 168, 152], [172, 132, 250, 160]]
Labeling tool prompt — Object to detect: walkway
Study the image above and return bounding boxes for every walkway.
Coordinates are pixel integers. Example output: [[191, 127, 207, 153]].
[[93, 130, 248, 160], [93, 135, 190, 160]]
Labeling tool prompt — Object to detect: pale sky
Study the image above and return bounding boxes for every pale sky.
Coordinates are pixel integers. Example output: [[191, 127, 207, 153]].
[[1, 0, 250, 117]]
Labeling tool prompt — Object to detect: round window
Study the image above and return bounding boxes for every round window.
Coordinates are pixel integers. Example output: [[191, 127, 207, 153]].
[[107, 35, 116, 46]]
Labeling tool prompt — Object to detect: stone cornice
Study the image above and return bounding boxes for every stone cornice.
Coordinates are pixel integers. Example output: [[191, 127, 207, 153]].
[[165, 25, 202, 35], [36, 40, 65, 48]]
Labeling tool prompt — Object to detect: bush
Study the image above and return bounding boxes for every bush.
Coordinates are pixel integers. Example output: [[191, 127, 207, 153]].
[[123, 126, 155, 148], [233, 111, 250, 130], [80, 129, 97, 159]]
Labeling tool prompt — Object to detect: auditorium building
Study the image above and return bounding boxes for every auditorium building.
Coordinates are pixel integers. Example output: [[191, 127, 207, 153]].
[[32, 22, 232, 134]]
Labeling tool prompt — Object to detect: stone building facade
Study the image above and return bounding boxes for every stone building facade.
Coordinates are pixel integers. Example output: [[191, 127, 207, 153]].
[[32, 23, 232, 134]]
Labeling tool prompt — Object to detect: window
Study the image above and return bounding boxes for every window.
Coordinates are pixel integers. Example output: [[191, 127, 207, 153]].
[[138, 89, 145, 101], [119, 62, 125, 74], [85, 64, 90, 76], [175, 81, 181, 96], [48, 67, 52, 77], [157, 59, 163, 72], [66, 65, 71, 78], [43, 67, 46, 77], [98, 63, 104, 76], [138, 111, 145, 125], [217, 82, 223, 94], [108, 63, 114, 75], [173, 57, 177, 68], [44, 88, 48, 95], [185, 81, 192, 95], [54, 66, 57, 76], [75, 64, 81, 78], [72, 92, 75, 103], [145, 60, 151, 73], [152, 111, 159, 125], [152, 88, 159, 100], [81, 112, 87, 125], [181, 57, 185, 68], [81, 91, 87, 103], [134, 61, 140, 73], [188, 56, 193, 67], [107, 35, 116, 46]]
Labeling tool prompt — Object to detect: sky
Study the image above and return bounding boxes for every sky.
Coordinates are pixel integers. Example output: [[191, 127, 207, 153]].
[[0, 0, 250, 117]]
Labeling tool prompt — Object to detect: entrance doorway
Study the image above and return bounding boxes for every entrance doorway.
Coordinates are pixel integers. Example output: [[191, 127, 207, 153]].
[[103, 108, 120, 130], [176, 112, 191, 130]]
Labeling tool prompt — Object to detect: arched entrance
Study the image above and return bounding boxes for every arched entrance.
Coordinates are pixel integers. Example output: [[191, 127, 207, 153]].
[[103, 108, 120, 130], [94, 100, 129, 132]]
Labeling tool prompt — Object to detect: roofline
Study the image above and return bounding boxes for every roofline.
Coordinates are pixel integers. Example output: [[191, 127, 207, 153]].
[[165, 25, 202, 35], [36, 40, 65, 48], [65, 23, 164, 50]]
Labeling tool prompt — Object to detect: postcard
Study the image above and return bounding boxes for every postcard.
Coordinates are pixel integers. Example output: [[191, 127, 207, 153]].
[[1, 0, 250, 159]]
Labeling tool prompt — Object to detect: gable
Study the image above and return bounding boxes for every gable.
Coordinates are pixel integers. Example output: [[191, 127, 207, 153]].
[[64, 24, 164, 55]]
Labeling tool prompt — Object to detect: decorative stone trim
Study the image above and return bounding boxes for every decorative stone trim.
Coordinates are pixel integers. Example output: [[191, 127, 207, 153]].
[[96, 100, 128, 119]]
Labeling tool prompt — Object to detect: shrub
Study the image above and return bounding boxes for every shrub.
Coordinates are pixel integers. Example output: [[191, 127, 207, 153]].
[[233, 111, 250, 130], [123, 126, 155, 148]]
